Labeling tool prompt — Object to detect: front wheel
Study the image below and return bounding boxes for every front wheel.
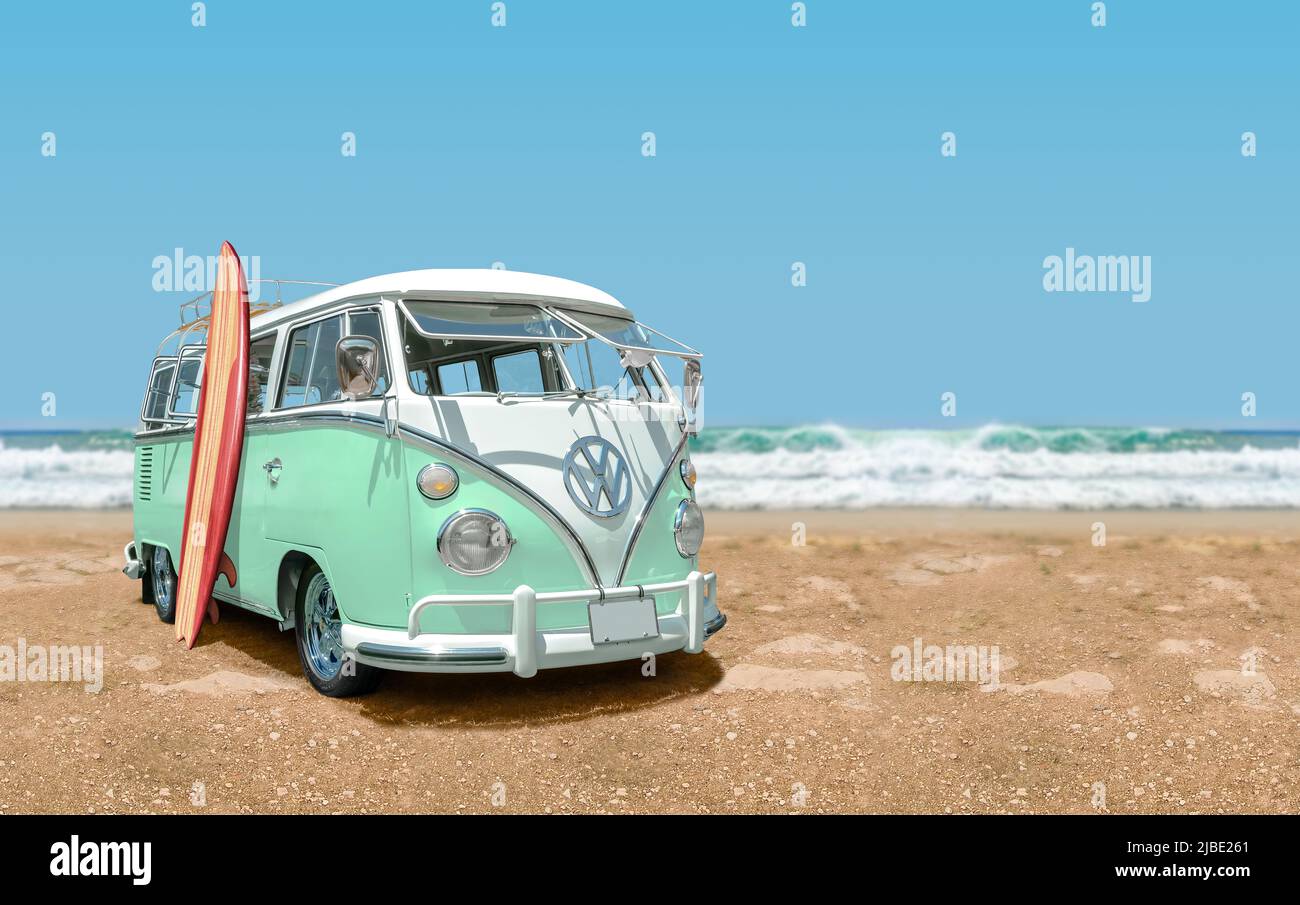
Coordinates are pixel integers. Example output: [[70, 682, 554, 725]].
[[293, 563, 382, 697]]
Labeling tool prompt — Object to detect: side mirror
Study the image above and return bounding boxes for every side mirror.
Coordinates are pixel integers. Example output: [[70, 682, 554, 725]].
[[336, 335, 380, 401], [683, 359, 702, 412]]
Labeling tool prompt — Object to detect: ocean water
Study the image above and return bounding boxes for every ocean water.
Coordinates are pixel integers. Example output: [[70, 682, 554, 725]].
[[3, 425, 1300, 510], [0, 430, 136, 508], [690, 425, 1300, 510]]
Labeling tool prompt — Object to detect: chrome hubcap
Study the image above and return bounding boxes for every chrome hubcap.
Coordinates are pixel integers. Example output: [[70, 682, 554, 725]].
[[304, 573, 344, 680], [151, 547, 174, 607]]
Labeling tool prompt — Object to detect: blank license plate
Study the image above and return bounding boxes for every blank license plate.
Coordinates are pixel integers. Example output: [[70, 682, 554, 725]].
[[588, 597, 660, 645]]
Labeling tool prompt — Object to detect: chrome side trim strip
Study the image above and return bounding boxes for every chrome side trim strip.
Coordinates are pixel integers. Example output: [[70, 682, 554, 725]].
[[355, 642, 509, 665], [245, 409, 384, 435], [615, 429, 691, 585], [210, 588, 279, 618], [239, 409, 603, 588], [135, 424, 195, 441], [134, 407, 358, 442]]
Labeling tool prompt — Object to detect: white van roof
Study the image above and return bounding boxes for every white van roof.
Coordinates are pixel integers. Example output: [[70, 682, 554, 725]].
[[253, 269, 630, 329]]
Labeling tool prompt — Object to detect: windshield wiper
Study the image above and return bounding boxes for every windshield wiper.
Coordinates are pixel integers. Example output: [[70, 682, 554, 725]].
[[495, 388, 611, 402]]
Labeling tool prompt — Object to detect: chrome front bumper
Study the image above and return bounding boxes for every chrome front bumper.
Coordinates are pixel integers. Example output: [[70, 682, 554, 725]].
[[342, 571, 723, 676], [122, 542, 145, 581]]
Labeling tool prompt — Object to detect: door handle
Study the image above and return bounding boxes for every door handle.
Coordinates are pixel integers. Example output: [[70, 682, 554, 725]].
[[263, 458, 282, 483], [381, 394, 399, 439]]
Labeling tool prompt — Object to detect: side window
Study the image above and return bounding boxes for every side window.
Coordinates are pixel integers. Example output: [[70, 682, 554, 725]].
[[346, 310, 389, 395], [142, 358, 177, 424], [282, 334, 311, 405], [436, 359, 483, 395], [247, 335, 275, 415], [409, 368, 430, 393], [169, 350, 204, 417], [492, 350, 545, 394], [278, 315, 342, 408]]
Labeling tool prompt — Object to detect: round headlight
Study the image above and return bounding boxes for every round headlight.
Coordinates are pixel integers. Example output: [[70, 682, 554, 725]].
[[679, 459, 697, 490], [673, 499, 704, 557], [437, 509, 514, 575], [417, 463, 459, 500]]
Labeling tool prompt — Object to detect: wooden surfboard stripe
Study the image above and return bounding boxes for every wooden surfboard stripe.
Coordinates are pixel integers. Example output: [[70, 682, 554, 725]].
[[175, 248, 248, 646]]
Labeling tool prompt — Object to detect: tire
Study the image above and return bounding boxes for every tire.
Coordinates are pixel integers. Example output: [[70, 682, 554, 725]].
[[150, 546, 177, 624], [141, 548, 155, 606], [293, 563, 382, 697]]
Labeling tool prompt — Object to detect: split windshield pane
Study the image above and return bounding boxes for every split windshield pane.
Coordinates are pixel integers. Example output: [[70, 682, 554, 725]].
[[557, 310, 696, 357], [402, 301, 581, 342], [560, 341, 653, 401]]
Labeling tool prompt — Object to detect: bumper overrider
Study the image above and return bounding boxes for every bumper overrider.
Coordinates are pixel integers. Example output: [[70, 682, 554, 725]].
[[343, 571, 725, 675], [122, 542, 146, 580]]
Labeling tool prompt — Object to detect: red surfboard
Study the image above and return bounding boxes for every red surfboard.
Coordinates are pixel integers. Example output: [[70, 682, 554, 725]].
[[174, 242, 249, 648]]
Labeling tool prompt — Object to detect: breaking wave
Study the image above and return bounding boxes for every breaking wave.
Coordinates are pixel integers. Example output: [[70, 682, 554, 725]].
[[5, 425, 1300, 510], [0, 433, 134, 508], [691, 425, 1300, 509]]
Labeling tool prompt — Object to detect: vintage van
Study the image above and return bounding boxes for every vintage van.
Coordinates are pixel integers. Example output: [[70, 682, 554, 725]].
[[122, 270, 724, 696]]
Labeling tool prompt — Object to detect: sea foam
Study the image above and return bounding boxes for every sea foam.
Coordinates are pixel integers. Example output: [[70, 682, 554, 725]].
[[0, 439, 134, 508], [4, 425, 1300, 510], [692, 425, 1300, 509]]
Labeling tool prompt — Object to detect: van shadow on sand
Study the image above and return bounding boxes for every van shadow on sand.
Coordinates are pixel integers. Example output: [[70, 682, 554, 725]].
[[196, 602, 725, 728]]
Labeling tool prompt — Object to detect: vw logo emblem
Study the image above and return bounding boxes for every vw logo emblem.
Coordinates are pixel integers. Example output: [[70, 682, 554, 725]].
[[563, 436, 632, 518]]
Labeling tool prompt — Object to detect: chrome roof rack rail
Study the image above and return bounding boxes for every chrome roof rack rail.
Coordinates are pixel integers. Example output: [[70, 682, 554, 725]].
[[159, 279, 340, 357]]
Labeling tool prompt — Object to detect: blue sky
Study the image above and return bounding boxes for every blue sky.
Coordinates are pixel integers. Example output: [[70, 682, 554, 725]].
[[1, 1, 1296, 429]]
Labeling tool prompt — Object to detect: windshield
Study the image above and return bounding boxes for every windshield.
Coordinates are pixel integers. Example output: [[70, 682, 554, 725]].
[[558, 340, 669, 402], [556, 309, 698, 358], [398, 300, 674, 402], [401, 300, 582, 342]]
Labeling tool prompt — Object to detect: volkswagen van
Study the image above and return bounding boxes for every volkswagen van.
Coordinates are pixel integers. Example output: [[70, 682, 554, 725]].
[[122, 270, 724, 696]]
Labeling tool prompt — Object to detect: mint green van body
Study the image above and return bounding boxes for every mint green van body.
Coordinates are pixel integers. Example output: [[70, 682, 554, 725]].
[[124, 270, 723, 696]]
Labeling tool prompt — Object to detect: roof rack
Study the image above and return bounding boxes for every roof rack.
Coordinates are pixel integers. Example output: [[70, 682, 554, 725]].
[[159, 279, 340, 357], [177, 279, 339, 326]]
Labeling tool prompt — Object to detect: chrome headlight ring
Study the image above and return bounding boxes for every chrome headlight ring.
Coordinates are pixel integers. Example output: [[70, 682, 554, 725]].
[[673, 499, 705, 558], [436, 508, 515, 575]]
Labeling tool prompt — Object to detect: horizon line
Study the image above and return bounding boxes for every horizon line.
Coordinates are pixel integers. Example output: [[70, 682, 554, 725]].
[[3, 422, 1300, 435]]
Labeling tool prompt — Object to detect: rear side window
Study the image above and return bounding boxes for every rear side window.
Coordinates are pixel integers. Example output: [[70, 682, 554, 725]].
[[169, 350, 204, 417], [141, 358, 177, 424], [492, 350, 545, 394], [437, 359, 483, 394], [247, 335, 275, 415], [278, 316, 342, 408]]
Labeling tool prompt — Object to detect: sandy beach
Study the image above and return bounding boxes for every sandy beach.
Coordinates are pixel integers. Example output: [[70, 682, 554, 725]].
[[1, 508, 1298, 814]]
